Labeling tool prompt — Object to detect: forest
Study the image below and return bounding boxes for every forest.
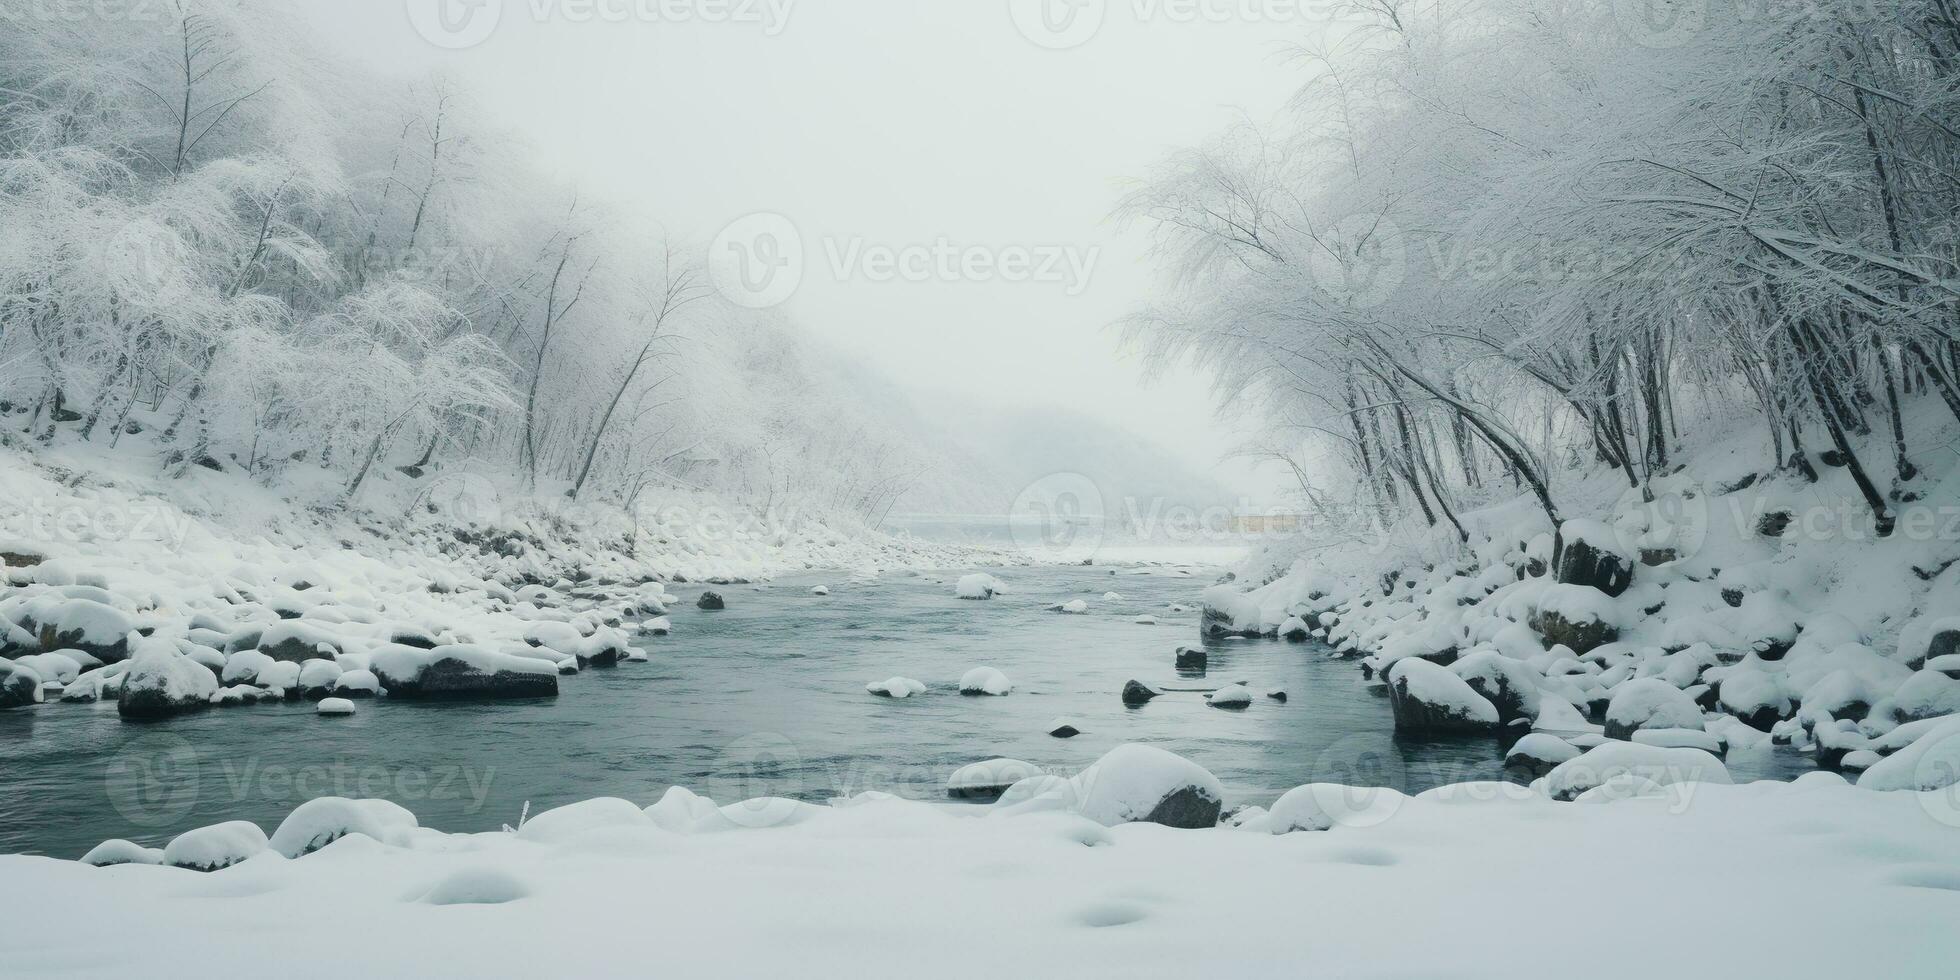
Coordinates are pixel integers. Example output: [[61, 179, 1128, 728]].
[[1, 3, 928, 526], [1125, 0, 1960, 544]]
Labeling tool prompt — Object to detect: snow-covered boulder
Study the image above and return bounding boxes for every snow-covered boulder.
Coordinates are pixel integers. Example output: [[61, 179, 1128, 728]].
[[1070, 745, 1224, 829], [1604, 678, 1705, 740], [1386, 659, 1499, 735], [1049, 599, 1089, 615], [1206, 684, 1253, 709], [1450, 650, 1541, 725], [1715, 668, 1791, 730], [270, 798, 417, 857], [1858, 717, 1960, 792], [1891, 670, 1960, 723], [811, 585, 830, 596], [371, 644, 559, 700], [1267, 784, 1406, 833], [117, 639, 219, 720], [1542, 742, 1731, 802], [1530, 585, 1622, 655], [1, 658, 42, 710], [220, 649, 275, 686], [297, 658, 343, 701], [1175, 646, 1207, 671], [80, 839, 164, 868], [947, 758, 1044, 800], [163, 820, 269, 872], [1505, 733, 1581, 778], [865, 676, 927, 698], [955, 574, 1003, 600], [317, 697, 356, 716], [1279, 616, 1309, 641], [255, 620, 343, 664], [1630, 728, 1725, 755], [1555, 520, 1634, 597], [333, 669, 381, 698], [12, 651, 81, 685], [11, 596, 137, 663], [959, 666, 1012, 696]]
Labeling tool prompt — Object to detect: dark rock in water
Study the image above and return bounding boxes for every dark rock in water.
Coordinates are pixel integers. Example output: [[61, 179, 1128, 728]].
[[1819, 448, 1848, 468], [1756, 510, 1794, 538], [1143, 786, 1222, 830], [1121, 680, 1160, 706], [376, 652, 559, 701], [696, 592, 725, 611], [1385, 662, 1498, 736], [1267, 689, 1288, 703], [1174, 646, 1207, 671], [1049, 723, 1081, 738], [1, 661, 40, 710], [1556, 535, 1632, 598]]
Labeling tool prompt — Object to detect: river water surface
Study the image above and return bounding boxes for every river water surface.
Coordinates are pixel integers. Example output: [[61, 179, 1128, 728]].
[[0, 562, 1815, 857]]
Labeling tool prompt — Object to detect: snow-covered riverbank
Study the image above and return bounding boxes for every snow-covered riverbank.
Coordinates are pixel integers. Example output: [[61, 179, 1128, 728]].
[[1201, 413, 1960, 795], [3, 745, 1955, 979], [0, 439, 1008, 716]]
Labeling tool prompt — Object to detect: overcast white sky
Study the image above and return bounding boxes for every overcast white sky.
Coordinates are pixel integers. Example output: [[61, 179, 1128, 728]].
[[303, 1, 1358, 504]]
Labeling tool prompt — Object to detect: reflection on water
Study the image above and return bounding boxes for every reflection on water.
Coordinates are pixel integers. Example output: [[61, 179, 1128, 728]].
[[0, 563, 1815, 858]]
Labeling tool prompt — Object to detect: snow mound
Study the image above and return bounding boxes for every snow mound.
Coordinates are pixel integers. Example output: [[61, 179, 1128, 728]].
[[956, 573, 1004, 600], [269, 798, 418, 857], [316, 697, 356, 716], [517, 798, 655, 844], [866, 676, 927, 698], [948, 759, 1044, 800], [959, 666, 1013, 696], [1070, 745, 1224, 829], [1543, 743, 1732, 802], [419, 868, 531, 906], [162, 821, 269, 872]]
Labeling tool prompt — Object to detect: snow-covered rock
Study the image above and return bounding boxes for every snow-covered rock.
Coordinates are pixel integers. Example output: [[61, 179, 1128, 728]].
[[1858, 717, 1960, 792], [1542, 742, 1731, 802], [1505, 733, 1581, 777], [516, 798, 654, 844], [370, 644, 559, 700], [79, 839, 164, 868], [117, 638, 219, 720], [865, 676, 927, 698], [956, 573, 1003, 600], [959, 666, 1012, 696], [948, 758, 1044, 800], [1386, 659, 1499, 735], [1604, 678, 1706, 739], [269, 798, 417, 857], [1267, 783, 1406, 833], [333, 668, 382, 698], [317, 697, 357, 716], [1069, 745, 1223, 829], [1206, 684, 1253, 709], [162, 821, 269, 872], [1049, 599, 1089, 615], [0, 658, 42, 710]]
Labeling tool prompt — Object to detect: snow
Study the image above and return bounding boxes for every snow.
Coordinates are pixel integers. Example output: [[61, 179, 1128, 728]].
[[1541, 742, 1732, 802], [316, 697, 356, 716], [78, 839, 164, 868], [1605, 678, 1706, 735], [116, 637, 219, 715], [418, 868, 533, 906], [1051, 598, 1089, 614], [812, 585, 830, 596], [946, 759, 1044, 798], [866, 676, 928, 698], [160, 821, 269, 872], [1859, 717, 1960, 792], [1206, 684, 1253, 708], [1387, 659, 1499, 723], [1263, 784, 1406, 833], [958, 666, 1013, 696], [955, 573, 1004, 600], [516, 798, 654, 844], [268, 798, 418, 857], [1067, 745, 1224, 828]]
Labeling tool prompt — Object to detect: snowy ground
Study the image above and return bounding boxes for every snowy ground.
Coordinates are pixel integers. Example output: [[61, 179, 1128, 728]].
[[2, 766, 1956, 979]]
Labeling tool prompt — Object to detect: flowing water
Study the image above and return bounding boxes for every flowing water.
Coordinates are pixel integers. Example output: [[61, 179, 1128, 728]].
[[0, 562, 1816, 858]]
